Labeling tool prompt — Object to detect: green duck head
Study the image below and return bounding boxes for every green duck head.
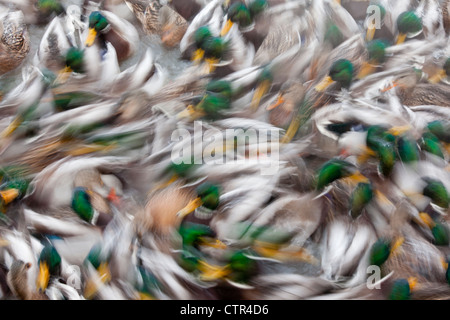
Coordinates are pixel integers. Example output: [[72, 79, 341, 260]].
[[71, 187, 95, 223], [396, 11, 422, 44], [427, 120, 450, 143], [221, 2, 252, 36], [422, 178, 449, 209], [396, 136, 419, 163], [37, 0, 65, 17], [202, 36, 228, 61], [136, 266, 161, 299], [86, 11, 110, 47], [227, 249, 257, 283], [316, 158, 359, 190], [192, 26, 213, 62], [196, 182, 221, 211], [365, 125, 396, 176], [315, 59, 354, 91], [357, 39, 389, 79], [389, 278, 412, 300], [420, 132, 444, 159], [178, 221, 215, 248], [197, 92, 232, 119], [324, 23, 344, 48], [59, 47, 85, 80], [248, 0, 268, 18], [37, 244, 62, 291], [206, 80, 233, 100], [367, 39, 388, 64], [431, 222, 450, 246], [350, 182, 374, 219], [369, 238, 393, 267], [176, 183, 221, 220]]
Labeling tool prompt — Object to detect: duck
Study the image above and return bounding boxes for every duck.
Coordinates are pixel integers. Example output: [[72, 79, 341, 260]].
[[0, 0, 65, 25], [0, 10, 30, 76], [125, 0, 189, 49], [85, 10, 140, 62], [6, 260, 48, 300], [382, 67, 450, 107]]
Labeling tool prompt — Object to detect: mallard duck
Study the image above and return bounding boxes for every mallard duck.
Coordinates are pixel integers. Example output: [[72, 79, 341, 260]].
[[444, 0, 450, 35], [85, 10, 139, 62], [0, 10, 30, 76], [6, 260, 48, 300], [382, 67, 450, 107], [125, 0, 188, 48], [0, 0, 65, 25]]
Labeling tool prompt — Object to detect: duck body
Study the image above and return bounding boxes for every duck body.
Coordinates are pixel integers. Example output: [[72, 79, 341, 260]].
[[0, 10, 30, 76]]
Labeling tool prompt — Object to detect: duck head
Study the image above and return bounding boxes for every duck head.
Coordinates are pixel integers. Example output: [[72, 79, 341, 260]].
[[315, 59, 354, 92], [86, 11, 110, 47], [396, 11, 422, 45]]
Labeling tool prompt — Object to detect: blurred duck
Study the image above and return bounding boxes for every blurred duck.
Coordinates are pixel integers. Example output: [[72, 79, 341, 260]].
[[0, 10, 30, 76], [125, 0, 189, 48], [0, 0, 65, 25], [85, 10, 140, 62]]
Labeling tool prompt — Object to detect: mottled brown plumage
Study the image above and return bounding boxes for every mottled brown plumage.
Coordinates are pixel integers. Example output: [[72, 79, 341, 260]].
[[6, 260, 48, 300], [0, 11, 30, 76]]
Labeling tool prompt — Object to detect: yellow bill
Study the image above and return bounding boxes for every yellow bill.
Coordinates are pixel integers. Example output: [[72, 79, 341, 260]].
[[250, 80, 271, 111], [428, 69, 447, 84], [419, 212, 435, 229], [55, 66, 73, 84], [198, 260, 231, 281], [388, 125, 411, 136], [0, 116, 23, 139], [220, 19, 234, 37], [357, 61, 376, 79], [366, 27, 376, 42], [176, 197, 203, 219], [192, 48, 205, 63], [281, 115, 302, 144], [97, 262, 111, 284], [85, 28, 97, 47], [0, 188, 20, 206], [395, 32, 407, 45], [314, 76, 334, 92], [36, 262, 50, 291]]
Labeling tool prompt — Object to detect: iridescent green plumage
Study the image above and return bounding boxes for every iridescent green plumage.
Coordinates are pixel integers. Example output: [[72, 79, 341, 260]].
[[39, 244, 62, 276], [427, 121, 450, 143], [227, 249, 257, 283], [397, 137, 419, 163], [397, 11, 422, 35], [431, 223, 450, 246], [316, 159, 355, 190], [422, 178, 449, 209], [71, 187, 94, 223], [369, 238, 391, 267], [329, 59, 354, 89], [89, 11, 109, 32], [350, 182, 374, 219], [179, 221, 215, 248], [367, 39, 388, 64], [389, 279, 411, 300], [324, 23, 344, 48], [227, 2, 252, 27], [196, 182, 220, 210], [65, 47, 85, 74], [420, 132, 444, 159], [366, 126, 396, 176]]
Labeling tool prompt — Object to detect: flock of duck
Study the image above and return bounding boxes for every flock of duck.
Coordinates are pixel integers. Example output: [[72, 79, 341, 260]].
[[0, 0, 449, 300]]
